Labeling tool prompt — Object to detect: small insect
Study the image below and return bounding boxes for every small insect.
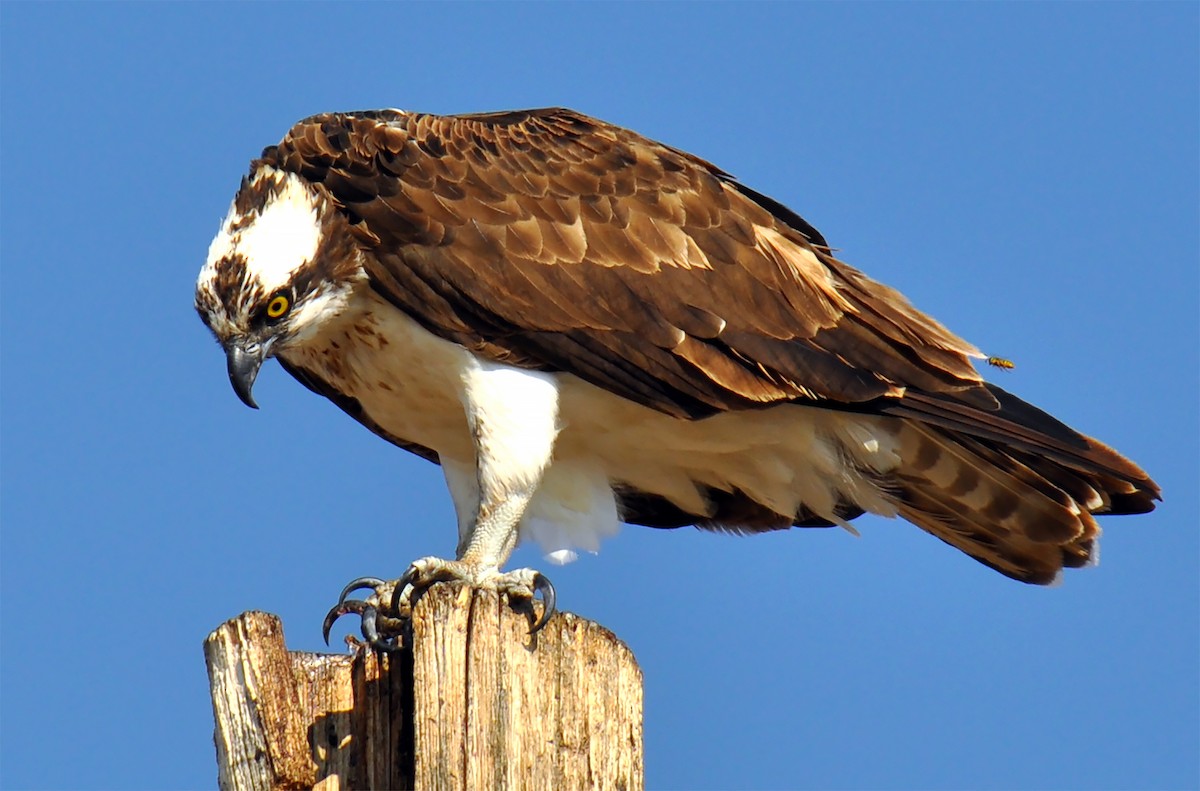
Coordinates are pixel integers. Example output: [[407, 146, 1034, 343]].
[[986, 356, 1016, 370]]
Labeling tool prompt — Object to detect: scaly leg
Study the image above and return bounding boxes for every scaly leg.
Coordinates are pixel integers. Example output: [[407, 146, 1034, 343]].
[[324, 361, 561, 650]]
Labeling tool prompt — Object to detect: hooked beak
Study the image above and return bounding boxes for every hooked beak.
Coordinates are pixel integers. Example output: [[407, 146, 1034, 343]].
[[225, 340, 265, 409]]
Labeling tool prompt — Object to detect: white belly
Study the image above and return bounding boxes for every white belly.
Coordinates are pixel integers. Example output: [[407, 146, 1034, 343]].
[[285, 290, 902, 562]]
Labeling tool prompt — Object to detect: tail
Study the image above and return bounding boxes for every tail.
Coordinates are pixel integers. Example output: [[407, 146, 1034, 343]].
[[882, 384, 1159, 584]]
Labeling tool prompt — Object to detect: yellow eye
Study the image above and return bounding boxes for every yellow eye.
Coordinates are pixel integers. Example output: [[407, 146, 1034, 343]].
[[266, 294, 290, 319]]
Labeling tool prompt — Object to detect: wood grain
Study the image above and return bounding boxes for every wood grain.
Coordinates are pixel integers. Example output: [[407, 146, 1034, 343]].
[[204, 586, 642, 790]]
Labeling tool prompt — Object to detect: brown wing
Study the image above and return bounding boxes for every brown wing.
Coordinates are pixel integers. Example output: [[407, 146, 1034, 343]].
[[260, 108, 1159, 581], [262, 107, 992, 420]]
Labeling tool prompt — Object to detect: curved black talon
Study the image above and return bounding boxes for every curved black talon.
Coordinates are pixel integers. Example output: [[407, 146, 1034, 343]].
[[390, 565, 421, 614], [529, 572, 557, 635], [361, 605, 404, 652], [323, 576, 388, 646], [338, 576, 386, 607], [322, 598, 368, 645]]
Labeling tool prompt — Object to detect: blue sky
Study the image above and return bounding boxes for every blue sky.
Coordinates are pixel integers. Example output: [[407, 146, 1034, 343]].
[[1, 3, 1196, 789]]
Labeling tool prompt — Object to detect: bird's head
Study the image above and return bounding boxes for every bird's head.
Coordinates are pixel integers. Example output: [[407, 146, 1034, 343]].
[[195, 165, 364, 408]]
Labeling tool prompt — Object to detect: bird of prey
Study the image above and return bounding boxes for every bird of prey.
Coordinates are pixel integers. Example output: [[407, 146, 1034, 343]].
[[195, 108, 1159, 648]]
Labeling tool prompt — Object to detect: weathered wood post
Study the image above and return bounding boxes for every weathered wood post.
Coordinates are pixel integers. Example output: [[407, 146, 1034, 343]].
[[204, 583, 643, 790]]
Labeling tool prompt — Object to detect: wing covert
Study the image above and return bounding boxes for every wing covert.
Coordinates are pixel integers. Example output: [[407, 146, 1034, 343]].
[[264, 107, 989, 419]]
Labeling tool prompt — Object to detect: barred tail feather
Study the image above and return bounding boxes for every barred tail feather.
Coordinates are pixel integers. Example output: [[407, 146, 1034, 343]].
[[883, 386, 1159, 584]]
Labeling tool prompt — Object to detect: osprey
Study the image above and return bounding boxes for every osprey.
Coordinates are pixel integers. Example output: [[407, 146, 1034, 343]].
[[195, 108, 1159, 648]]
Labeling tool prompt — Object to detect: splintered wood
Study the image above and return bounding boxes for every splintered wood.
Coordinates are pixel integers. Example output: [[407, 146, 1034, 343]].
[[203, 585, 643, 791]]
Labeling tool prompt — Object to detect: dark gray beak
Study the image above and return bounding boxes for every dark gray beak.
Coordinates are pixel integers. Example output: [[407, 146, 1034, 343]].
[[225, 340, 264, 409]]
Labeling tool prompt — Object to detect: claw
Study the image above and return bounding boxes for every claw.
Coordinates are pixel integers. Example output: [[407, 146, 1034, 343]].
[[390, 565, 420, 614], [338, 576, 386, 606], [322, 577, 386, 646], [322, 598, 367, 645], [361, 605, 403, 652], [324, 565, 557, 649], [322, 608, 337, 645], [529, 572, 557, 635]]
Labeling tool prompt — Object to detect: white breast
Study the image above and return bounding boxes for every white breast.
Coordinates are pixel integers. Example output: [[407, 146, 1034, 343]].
[[284, 288, 901, 561]]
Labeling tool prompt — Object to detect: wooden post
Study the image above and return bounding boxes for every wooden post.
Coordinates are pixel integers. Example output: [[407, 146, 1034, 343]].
[[204, 583, 643, 791]]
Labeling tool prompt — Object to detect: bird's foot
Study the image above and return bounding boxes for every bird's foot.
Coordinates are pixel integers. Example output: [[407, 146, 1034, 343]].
[[321, 558, 556, 652]]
